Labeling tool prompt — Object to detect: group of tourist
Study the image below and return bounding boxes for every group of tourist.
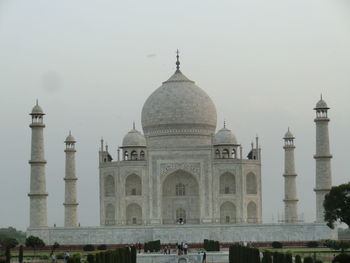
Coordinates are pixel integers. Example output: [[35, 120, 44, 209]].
[[175, 242, 188, 255]]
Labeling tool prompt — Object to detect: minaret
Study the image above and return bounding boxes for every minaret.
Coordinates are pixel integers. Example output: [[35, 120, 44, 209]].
[[283, 128, 298, 223], [28, 101, 48, 228], [314, 96, 332, 222], [64, 132, 79, 227]]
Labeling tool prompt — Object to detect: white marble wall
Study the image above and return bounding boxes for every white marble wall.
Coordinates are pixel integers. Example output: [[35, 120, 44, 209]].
[[27, 223, 337, 245]]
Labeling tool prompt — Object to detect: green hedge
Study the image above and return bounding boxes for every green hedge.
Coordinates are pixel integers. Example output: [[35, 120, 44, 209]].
[[88, 247, 136, 263], [229, 244, 260, 263], [204, 239, 220, 251], [144, 240, 161, 252]]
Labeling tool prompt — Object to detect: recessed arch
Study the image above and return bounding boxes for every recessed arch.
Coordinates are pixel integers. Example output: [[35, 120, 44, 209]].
[[246, 172, 257, 194], [125, 173, 142, 196], [222, 149, 230, 159], [219, 172, 236, 194], [162, 169, 199, 224], [126, 203, 142, 225], [220, 201, 236, 224], [105, 204, 115, 225], [130, 150, 138, 160], [104, 175, 115, 197], [247, 201, 257, 223]]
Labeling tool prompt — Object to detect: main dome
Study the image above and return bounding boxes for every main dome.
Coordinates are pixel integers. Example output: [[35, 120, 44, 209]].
[[141, 70, 217, 137]]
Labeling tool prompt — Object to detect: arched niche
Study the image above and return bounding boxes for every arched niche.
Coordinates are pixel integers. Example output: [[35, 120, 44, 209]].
[[220, 201, 236, 224], [246, 172, 257, 194], [125, 174, 142, 196], [126, 203, 142, 225], [247, 201, 257, 223], [104, 175, 115, 197], [105, 204, 115, 225], [162, 170, 199, 224], [219, 172, 236, 194]]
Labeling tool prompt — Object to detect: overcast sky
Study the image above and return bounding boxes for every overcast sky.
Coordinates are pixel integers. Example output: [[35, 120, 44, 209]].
[[1, 0, 350, 230]]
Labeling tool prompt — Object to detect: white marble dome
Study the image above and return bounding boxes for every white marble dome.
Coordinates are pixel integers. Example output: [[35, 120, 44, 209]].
[[214, 127, 238, 145], [141, 70, 217, 137], [31, 103, 44, 115], [315, 98, 328, 109], [284, 128, 294, 139], [122, 129, 146, 147], [65, 133, 76, 143]]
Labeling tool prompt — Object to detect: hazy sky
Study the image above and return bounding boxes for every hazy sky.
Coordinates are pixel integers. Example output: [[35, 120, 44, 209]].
[[1, 0, 350, 230]]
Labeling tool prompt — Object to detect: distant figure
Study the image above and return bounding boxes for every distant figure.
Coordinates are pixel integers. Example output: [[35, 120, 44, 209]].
[[51, 253, 56, 263], [202, 252, 206, 263], [183, 243, 188, 255]]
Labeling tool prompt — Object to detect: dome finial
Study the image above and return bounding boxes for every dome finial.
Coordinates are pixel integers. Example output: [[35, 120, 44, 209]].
[[320, 93, 323, 100], [223, 119, 226, 128], [133, 121, 135, 130], [36, 99, 39, 106], [176, 49, 180, 71]]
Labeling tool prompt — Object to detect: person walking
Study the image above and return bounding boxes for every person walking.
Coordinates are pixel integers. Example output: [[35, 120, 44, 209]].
[[202, 252, 206, 263]]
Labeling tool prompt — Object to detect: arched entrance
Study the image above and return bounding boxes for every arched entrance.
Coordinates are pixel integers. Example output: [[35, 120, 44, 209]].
[[126, 203, 142, 225], [220, 201, 236, 223], [162, 170, 199, 224]]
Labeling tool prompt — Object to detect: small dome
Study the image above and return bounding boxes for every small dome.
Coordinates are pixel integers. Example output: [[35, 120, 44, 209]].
[[315, 97, 329, 109], [122, 129, 146, 147], [31, 102, 44, 115], [65, 132, 76, 143], [214, 127, 238, 145], [284, 128, 294, 139]]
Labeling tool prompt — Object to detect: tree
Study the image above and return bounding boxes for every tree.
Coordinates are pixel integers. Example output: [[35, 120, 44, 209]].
[[25, 236, 45, 256], [0, 237, 18, 263], [324, 239, 350, 253], [50, 242, 60, 256], [324, 182, 350, 229]]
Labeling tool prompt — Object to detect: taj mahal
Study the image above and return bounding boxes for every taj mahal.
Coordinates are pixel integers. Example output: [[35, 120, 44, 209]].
[[27, 54, 336, 244]]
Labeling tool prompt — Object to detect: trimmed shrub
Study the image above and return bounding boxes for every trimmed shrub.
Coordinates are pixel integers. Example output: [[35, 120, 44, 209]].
[[285, 253, 292, 263], [98, 244, 107, 250], [295, 255, 302, 263], [56, 253, 64, 259], [229, 244, 260, 263], [332, 253, 350, 263], [130, 246, 136, 263], [261, 251, 272, 263], [307, 241, 319, 248], [203, 239, 220, 251], [304, 256, 314, 263], [83, 244, 95, 251], [144, 240, 161, 252], [271, 241, 283, 249], [87, 254, 95, 263], [315, 260, 323, 263], [18, 245, 23, 263]]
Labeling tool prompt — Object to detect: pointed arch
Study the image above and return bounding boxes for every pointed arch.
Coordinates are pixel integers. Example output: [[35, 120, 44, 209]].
[[105, 204, 115, 225], [220, 201, 236, 224], [125, 174, 142, 196], [246, 172, 257, 194], [247, 201, 257, 223], [162, 169, 199, 224], [104, 175, 115, 197], [219, 172, 236, 194], [126, 203, 142, 225], [222, 149, 230, 159]]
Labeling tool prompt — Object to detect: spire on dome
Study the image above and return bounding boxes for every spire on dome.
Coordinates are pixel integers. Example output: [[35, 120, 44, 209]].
[[223, 120, 226, 128], [176, 49, 180, 71], [133, 121, 135, 130]]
